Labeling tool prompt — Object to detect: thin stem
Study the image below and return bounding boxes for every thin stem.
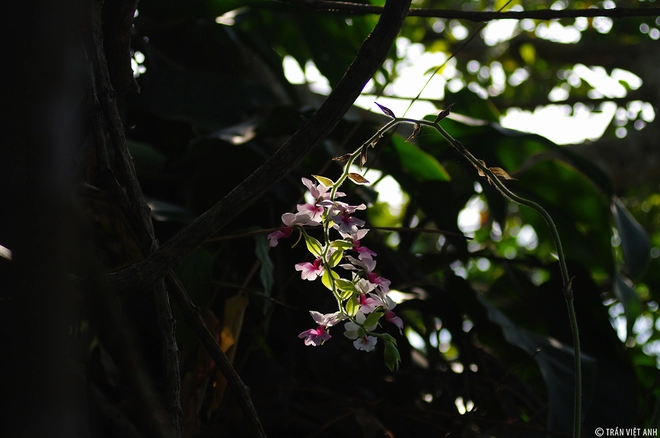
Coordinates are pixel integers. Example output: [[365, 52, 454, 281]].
[[365, 114, 582, 437], [432, 119, 582, 438], [280, 0, 660, 22], [166, 272, 266, 438]]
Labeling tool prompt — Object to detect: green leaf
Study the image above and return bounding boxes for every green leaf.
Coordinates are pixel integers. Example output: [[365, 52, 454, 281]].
[[519, 42, 536, 65], [338, 288, 352, 300], [363, 311, 384, 330], [312, 174, 334, 188], [379, 333, 396, 344], [127, 140, 166, 172], [477, 295, 596, 435], [321, 268, 339, 290], [330, 240, 353, 251], [327, 249, 345, 268], [302, 232, 323, 257], [346, 295, 360, 317], [516, 159, 613, 274], [612, 198, 651, 281], [391, 136, 451, 182], [383, 339, 401, 372], [613, 273, 641, 341], [335, 278, 357, 297]]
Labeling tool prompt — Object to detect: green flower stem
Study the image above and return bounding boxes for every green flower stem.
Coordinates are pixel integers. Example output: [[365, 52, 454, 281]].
[[323, 146, 364, 314], [429, 120, 581, 437], [361, 115, 581, 437]]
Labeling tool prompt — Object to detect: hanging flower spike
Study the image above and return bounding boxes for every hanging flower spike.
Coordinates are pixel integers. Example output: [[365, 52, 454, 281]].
[[298, 326, 331, 346], [295, 258, 324, 281], [269, 132, 402, 368]]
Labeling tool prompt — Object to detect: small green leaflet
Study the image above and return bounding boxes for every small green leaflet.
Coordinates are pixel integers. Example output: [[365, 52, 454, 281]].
[[312, 174, 334, 187], [346, 295, 359, 316], [384, 340, 401, 372], [303, 233, 323, 257], [335, 278, 357, 297], [328, 249, 345, 268], [321, 268, 339, 290], [330, 240, 353, 250], [363, 311, 384, 329]]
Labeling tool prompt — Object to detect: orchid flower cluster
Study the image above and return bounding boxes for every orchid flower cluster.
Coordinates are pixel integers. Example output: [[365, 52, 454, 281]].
[[268, 155, 402, 371]]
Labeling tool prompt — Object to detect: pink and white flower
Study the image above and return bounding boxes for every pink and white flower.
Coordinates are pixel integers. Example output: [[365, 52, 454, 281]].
[[344, 312, 377, 340], [353, 239, 377, 261], [354, 278, 377, 295], [267, 227, 293, 247], [267, 211, 320, 247], [298, 326, 331, 346], [357, 293, 380, 314], [295, 258, 324, 281], [298, 311, 347, 347], [301, 177, 338, 202], [320, 200, 367, 235], [385, 310, 404, 334], [309, 310, 346, 328], [297, 177, 342, 223], [353, 335, 378, 352], [340, 255, 376, 274], [296, 202, 324, 222], [367, 271, 391, 294]]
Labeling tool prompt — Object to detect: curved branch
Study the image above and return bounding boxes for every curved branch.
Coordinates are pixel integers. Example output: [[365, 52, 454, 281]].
[[89, 1, 183, 435], [279, 0, 660, 22], [166, 272, 266, 437]]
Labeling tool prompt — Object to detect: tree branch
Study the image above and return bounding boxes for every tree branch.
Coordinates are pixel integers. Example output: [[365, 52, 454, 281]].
[[105, 0, 412, 293], [101, 0, 140, 95], [278, 0, 660, 22], [166, 272, 267, 438], [89, 0, 182, 435]]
